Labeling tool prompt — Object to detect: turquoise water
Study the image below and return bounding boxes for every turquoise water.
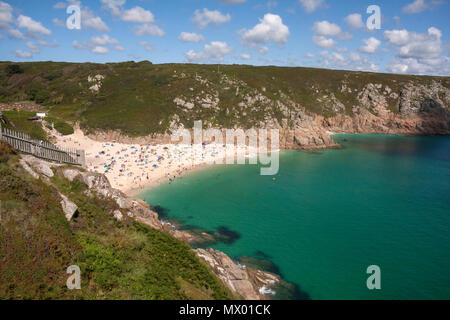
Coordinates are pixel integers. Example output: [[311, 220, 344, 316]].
[[141, 135, 450, 300]]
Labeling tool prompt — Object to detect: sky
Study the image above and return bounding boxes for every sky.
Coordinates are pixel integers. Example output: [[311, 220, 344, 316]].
[[0, 0, 449, 75]]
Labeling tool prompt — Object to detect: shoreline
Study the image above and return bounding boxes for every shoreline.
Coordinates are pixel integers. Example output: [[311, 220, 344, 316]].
[[47, 127, 263, 197]]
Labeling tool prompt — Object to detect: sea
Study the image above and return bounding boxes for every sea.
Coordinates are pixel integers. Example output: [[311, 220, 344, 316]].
[[141, 134, 450, 300]]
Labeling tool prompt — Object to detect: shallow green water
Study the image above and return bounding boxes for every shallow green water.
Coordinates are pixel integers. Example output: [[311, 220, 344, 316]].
[[141, 135, 450, 300]]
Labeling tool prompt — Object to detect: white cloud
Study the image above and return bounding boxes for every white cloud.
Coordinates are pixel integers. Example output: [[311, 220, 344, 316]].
[[72, 35, 122, 54], [240, 53, 251, 60], [37, 39, 59, 47], [25, 41, 40, 53], [402, 0, 444, 14], [137, 40, 154, 51], [82, 7, 110, 31], [53, 2, 67, 9], [192, 8, 231, 29], [6, 28, 25, 40], [312, 35, 335, 48], [0, 1, 14, 26], [52, 18, 65, 27], [313, 21, 341, 36], [14, 49, 32, 58], [178, 32, 205, 43], [311, 20, 351, 49], [345, 13, 365, 29], [17, 15, 51, 35], [121, 6, 154, 23], [316, 50, 379, 72], [91, 34, 119, 45], [134, 23, 165, 37], [240, 13, 289, 52], [185, 41, 233, 63], [298, 0, 325, 13], [100, 0, 126, 16], [54, 2, 109, 31], [384, 27, 449, 75], [72, 40, 84, 49], [359, 37, 381, 54], [91, 46, 109, 54], [403, 0, 428, 14]]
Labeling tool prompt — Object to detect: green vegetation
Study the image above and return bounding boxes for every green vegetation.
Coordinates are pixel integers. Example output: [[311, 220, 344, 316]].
[[1, 111, 74, 140], [0, 61, 448, 136], [0, 143, 234, 300], [2, 110, 47, 141]]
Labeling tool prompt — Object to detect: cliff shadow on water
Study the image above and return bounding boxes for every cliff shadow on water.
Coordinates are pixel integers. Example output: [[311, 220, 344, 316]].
[[239, 252, 311, 300], [149, 205, 311, 300]]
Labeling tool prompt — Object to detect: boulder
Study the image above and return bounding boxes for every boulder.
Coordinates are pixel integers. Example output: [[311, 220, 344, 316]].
[[60, 194, 78, 221], [113, 210, 123, 221]]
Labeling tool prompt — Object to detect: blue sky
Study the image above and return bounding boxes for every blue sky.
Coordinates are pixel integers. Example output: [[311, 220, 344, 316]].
[[0, 0, 449, 75]]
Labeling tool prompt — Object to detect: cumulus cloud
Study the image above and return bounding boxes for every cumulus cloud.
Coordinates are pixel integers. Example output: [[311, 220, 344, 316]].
[[316, 50, 379, 72], [313, 20, 341, 36], [91, 46, 109, 54], [178, 32, 205, 43], [402, 0, 444, 14], [384, 27, 449, 75], [240, 53, 251, 60], [192, 8, 231, 29], [403, 0, 429, 13], [14, 49, 32, 58], [359, 37, 381, 54], [99, 0, 163, 35], [6, 28, 25, 40], [311, 20, 350, 49], [25, 41, 40, 53], [72, 34, 122, 54], [0, 2, 27, 39], [81, 8, 110, 31], [100, 0, 126, 16], [185, 41, 233, 63], [240, 13, 289, 52], [137, 40, 154, 51], [345, 13, 365, 29], [91, 34, 119, 45], [121, 6, 154, 23], [312, 35, 335, 49], [17, 15, 51, 36], [298, 0, 326, 13], [54, 2, 109, 31], [0, 1, 14, 26], [134, 23, 165, 37]]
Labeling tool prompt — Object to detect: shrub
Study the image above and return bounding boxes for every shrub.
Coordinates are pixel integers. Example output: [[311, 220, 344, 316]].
[[6, 64, 24, 76]]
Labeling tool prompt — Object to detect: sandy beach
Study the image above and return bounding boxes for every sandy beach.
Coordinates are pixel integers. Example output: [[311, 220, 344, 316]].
[[49, 128, 258, 196]]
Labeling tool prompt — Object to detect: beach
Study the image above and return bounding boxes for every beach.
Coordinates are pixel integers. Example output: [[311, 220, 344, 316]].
[[49, 128, 258, 196]]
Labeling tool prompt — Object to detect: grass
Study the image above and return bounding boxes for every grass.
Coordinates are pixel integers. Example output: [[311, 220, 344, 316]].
[[1, 111, 74, 140], [0, 61, 448, 137], [2, 110, 47, 141], [0, 143, 235, 300]]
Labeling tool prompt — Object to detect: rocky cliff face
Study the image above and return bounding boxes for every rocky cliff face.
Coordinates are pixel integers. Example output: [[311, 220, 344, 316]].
[[82, 78, 449, 151], [321, 81, 450, 136]]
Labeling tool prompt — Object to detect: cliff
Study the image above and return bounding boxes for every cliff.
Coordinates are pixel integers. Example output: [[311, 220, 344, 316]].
[[0, 62, 448, 151], [0, 144, 277, 300]]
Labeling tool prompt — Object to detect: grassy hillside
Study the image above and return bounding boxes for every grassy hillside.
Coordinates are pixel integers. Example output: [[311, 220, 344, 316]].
[[0, 142, 234, 300], [0, 61, 449, 136]]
